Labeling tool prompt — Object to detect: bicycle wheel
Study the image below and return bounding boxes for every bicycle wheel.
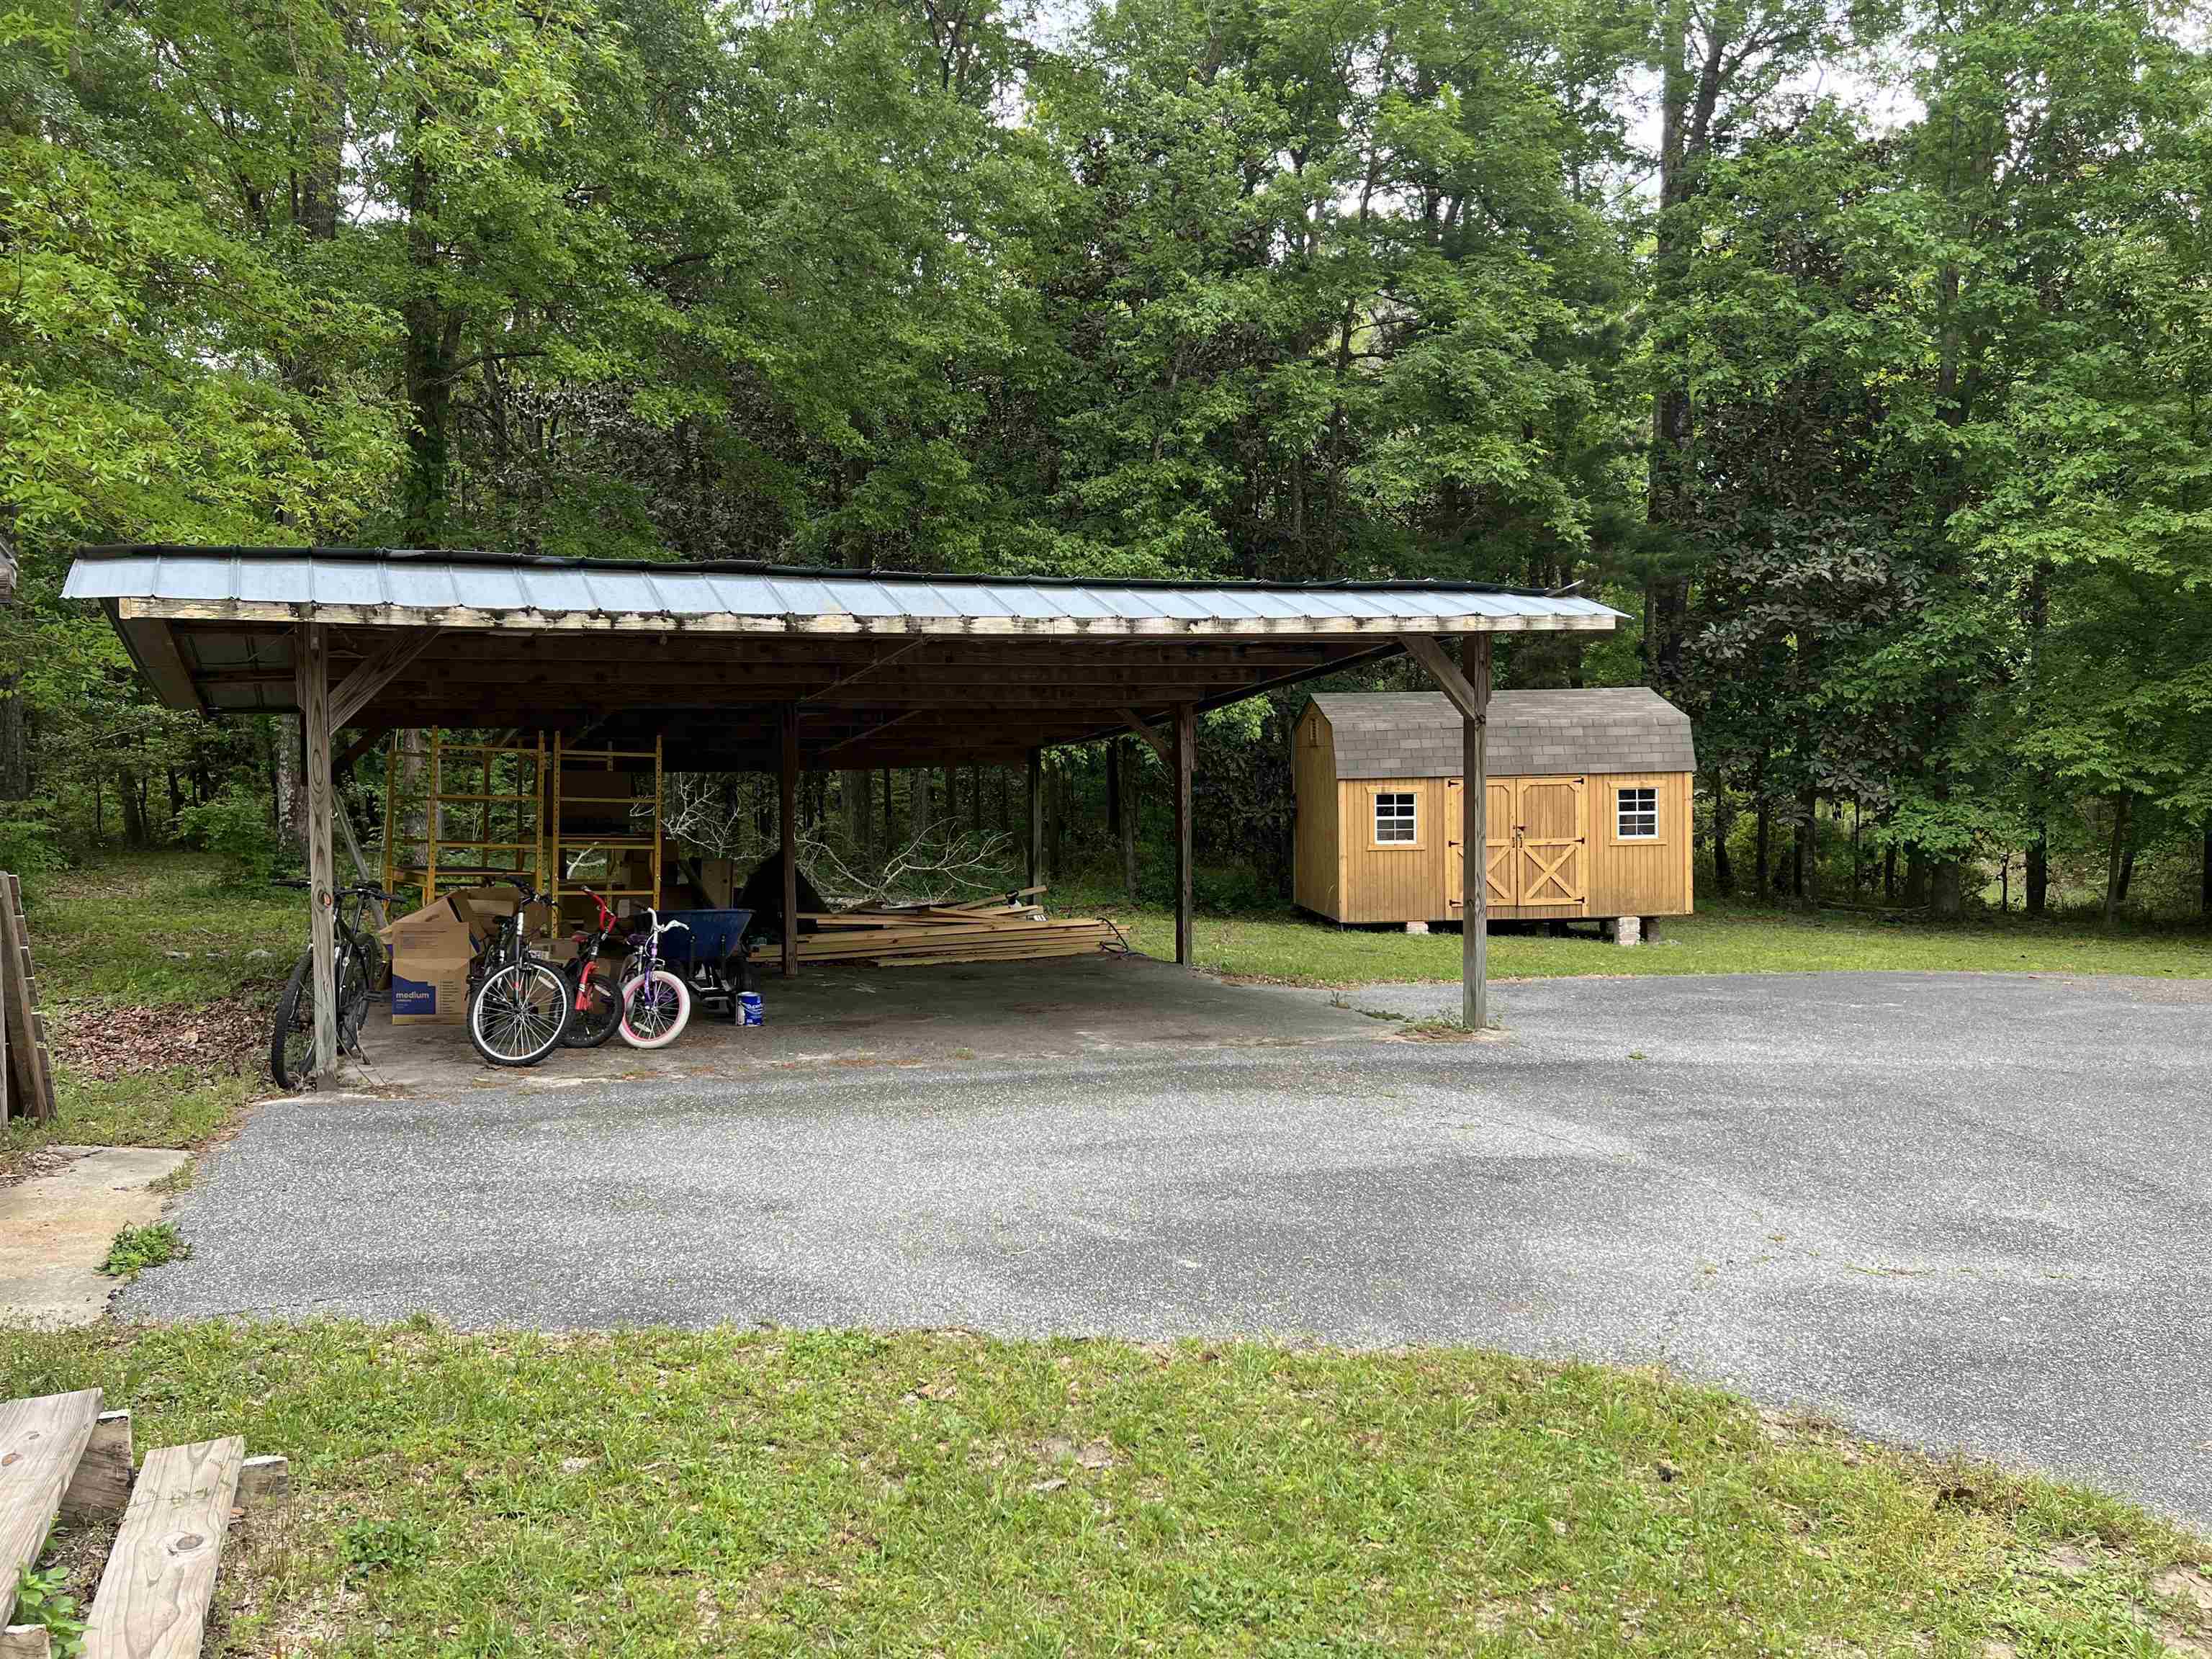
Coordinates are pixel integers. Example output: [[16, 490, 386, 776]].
[[336, 934, 374, 1053], [269, 950, 315, 1090], [618, 968, 691, 1049], [560, 962, 622, 1048], [468, 961, 571, 1067]]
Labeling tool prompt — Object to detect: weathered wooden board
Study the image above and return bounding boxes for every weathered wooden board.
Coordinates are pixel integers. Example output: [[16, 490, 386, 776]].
[[82, 1436, 243, 1659], [0, 1624, 52, 1659], [60, 1409, 133, 1522], [1, 873, 58, 1123], [0, 1390, 102, 1624]]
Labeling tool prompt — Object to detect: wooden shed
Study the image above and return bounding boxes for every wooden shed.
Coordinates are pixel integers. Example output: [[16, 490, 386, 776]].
[[1294, 688, 1696, 929]]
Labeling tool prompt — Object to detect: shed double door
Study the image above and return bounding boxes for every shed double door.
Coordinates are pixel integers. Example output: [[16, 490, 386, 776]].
[[1447, 776, 1586, 914]]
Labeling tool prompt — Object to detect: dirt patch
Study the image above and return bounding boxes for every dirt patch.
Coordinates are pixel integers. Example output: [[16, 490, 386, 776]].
[[2157, 1567, 2212, 1615], [0, 1144, 83, 1190], [50, 989, 269, 1082]]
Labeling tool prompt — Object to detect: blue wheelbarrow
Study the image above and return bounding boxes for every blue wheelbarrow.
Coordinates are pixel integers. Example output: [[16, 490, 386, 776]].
[[652, 907, 755, 1022]]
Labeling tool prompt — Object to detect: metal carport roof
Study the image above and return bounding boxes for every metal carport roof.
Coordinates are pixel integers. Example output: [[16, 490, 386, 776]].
[[66, 546, 1622, 770]]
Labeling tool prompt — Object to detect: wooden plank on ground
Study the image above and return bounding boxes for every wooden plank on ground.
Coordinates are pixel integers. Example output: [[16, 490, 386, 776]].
[[81, 1436, 243, 1659], [60, 1410, 133, 1522], [0, 1390, 103, 1626], [0, 1624, 51, 1659]]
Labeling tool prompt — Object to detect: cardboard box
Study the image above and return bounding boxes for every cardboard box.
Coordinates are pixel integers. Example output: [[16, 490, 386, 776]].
[[377, 897, 476, 1025]]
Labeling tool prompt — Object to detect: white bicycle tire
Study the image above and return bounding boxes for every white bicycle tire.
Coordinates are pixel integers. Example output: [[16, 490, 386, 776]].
[[619, 968, 691, 1049]]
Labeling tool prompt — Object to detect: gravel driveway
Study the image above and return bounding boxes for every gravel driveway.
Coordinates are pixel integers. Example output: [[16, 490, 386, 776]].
[[132, 969, 2212, 1529]]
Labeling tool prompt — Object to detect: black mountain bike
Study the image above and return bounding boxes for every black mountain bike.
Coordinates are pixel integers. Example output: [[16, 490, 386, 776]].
[[465, 884, 572, 1066], [270, 881, 392, 1091]]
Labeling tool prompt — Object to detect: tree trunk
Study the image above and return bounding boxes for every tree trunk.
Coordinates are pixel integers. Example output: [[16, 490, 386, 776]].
[[1798, 786, 1820, 911], [1708, 771, 1734, 896], [2026, 830, 2048, 917], [1120, 741, 1139, 904], [2103, 794, 2131, 925], [2117, 845, 2137, 904], [1904, 847, 1930, 907], [400, 126, 460, 546], [1882, 844, 1896, 903], [1930, 860, 1963, 920], [1753, 798, 1771, 895], [0, 679, 28, 799], [970, 765, 982, 835], [842, 770, 870, 851], [881, 768, 896, 848], [2201, 815, 2211, 922]]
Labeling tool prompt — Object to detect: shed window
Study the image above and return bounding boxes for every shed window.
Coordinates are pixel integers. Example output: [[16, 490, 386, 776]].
[[1374, 791, 1418, 845], [1617, 786, 1659, 840]]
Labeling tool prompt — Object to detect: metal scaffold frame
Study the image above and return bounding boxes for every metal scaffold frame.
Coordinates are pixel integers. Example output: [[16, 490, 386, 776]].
[[382, 731, 548, 909], [549, 732, 663, 921]]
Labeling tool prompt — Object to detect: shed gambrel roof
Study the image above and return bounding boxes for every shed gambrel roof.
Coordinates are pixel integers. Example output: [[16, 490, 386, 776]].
[[1310, 688, 1696, 779]]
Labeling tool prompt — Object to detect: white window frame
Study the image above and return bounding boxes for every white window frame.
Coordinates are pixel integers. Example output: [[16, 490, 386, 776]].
[[1372, 790, 1419, 848], [1616, 786, 1660, 842]]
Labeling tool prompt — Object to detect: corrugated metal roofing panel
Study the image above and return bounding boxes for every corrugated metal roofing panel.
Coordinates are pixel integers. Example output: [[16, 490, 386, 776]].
[[63, 547, 1626, 634]]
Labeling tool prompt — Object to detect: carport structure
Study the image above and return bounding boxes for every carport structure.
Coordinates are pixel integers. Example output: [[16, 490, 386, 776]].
[[64, 545, 1621, 1079]]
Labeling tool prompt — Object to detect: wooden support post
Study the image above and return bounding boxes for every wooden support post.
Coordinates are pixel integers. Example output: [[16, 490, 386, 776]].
[[1026, 747, 1044, 890], [297, 623, 338, 1082], [1174, 702, 1195, 966], [779, 702, 799, 979], [1397, 633, 1491, 1028], [1465, 637, 1491, 1030]]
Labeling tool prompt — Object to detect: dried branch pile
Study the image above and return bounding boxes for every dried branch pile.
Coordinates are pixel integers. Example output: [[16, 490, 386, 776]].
[[796, 888, 1125, 968]]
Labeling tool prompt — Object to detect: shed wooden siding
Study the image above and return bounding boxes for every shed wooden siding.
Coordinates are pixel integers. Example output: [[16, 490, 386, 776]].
[[1334, 776, 1452, 924], [1292, 703, 1341, 916], [1584, 770, 1694, 920], [1298, 768, 1694, 924]]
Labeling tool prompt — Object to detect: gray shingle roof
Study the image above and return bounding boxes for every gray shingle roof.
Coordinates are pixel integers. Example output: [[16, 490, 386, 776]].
[[1311, 688, 1696, 779]]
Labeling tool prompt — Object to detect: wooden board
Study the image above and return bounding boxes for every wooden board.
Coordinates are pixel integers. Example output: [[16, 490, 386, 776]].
[[0, 1390, 102, 1624], [82, 1436, 243, 1659], [61, 1410, 134, 1522], [1, 873, 57, 1123], [0, 1624, 51, 1659]]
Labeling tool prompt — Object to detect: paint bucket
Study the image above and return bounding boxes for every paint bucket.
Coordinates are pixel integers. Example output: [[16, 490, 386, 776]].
[[738, 991, 764, 1028]]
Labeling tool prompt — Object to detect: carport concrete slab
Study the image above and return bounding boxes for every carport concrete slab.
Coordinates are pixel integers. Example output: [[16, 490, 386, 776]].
[[346, 951, 1403, 1093]]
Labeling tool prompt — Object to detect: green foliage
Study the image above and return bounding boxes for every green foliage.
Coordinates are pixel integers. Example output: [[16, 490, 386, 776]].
[[0, 0, 2203, 921], [101, 1220, 189, 1281], [10, 1563, 86, 1659], [176, 787, 286, 886], [0, 802, 66, 889]]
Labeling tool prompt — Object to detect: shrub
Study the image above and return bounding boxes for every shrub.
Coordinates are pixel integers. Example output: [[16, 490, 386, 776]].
[[102, 1221, 190, 1282], [0, 803, 66, 889], [176, 786, 287, 884]]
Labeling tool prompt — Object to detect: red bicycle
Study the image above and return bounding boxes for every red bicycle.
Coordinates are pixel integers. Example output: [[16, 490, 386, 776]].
[[559, 886, 624, 1049]]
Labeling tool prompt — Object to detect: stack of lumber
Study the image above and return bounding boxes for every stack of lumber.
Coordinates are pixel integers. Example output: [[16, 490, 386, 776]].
[[796, 888, 1124, 968]]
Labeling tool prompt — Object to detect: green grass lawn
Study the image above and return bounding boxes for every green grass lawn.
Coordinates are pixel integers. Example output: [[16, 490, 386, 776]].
[[2, 853, 294, 1178], [1088, 900, 2212, 986], [1, 1321, 2206, 1657]]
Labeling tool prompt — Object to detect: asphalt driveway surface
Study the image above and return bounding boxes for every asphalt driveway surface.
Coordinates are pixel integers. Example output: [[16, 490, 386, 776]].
[[134, 968, 2212, 1529]]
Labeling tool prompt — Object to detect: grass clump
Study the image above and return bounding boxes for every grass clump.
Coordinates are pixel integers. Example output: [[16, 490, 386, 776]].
[[0, 1321, 2203, 1656], [100, 1222, 189, 1282]]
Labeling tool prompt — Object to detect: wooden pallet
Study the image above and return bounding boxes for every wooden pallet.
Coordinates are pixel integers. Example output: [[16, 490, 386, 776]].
[[794, 888, 1125, 968], [0, 1390, 287, 1659], [1, 871, 57, 1124]]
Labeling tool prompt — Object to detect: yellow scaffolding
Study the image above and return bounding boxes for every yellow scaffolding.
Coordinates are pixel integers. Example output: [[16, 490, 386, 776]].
[[382, 732, 548, 910], [549, 732, 663, 922]]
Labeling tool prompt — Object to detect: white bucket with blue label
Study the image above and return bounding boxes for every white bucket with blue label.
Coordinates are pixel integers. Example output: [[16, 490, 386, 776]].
[[738, 992, 764, 1027]]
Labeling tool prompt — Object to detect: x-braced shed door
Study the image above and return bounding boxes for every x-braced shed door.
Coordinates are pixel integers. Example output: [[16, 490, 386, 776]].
[[1509, 777, 1586, 909], [1444, 778, 1521, 915]]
